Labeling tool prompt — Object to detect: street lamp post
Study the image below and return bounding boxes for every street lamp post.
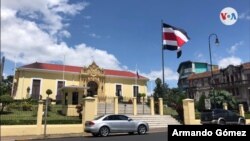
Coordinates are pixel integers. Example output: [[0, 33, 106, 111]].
[[208, 33, 219, 109]]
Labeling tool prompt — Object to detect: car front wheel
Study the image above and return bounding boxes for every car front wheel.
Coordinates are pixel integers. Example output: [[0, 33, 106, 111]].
[[138, 125, 147, 135], [99, 126, 110, 137], [218, 120, 226, 125]]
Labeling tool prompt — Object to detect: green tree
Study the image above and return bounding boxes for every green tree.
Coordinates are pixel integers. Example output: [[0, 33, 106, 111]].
[[209, 90, 237, 109], [153, 78, 168, 101], [139, 93, 146, 103], [0, 94, 14, 112], [166, 88, 186, 121], [0, 75, 13, 96], [197, 94, 206, 112]]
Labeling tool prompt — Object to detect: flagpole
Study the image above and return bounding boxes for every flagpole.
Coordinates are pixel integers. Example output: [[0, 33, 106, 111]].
[[161, 20, 165, 86], [11, 57, 16, 97], [63, 55, 65, 82], [135, 64, 138, 86]]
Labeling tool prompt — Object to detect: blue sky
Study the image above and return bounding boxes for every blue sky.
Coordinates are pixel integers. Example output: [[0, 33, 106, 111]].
[[1, 0, 250, 91]]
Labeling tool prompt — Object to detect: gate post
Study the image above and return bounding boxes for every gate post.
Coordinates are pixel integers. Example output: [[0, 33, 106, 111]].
[[150, 97, 155, 115], [82, 97, 95, 132], [37, 100, 43, 135], [183, 99, 200, 125], [133, 97, 137, 115], [223, 102, 228, 110], [114, 96, 118, 114], [239, 104, 245, 117], [94, 95, 98, 116], [159, 98, 163, 115]]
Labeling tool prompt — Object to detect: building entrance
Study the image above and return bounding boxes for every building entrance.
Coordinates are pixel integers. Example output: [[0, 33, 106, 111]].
[[87, 81, 98, 97]]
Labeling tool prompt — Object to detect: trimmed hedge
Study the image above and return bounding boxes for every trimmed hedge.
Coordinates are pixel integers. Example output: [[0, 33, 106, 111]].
[[0, 120, 37, 125], [42, 119, 81, 124]]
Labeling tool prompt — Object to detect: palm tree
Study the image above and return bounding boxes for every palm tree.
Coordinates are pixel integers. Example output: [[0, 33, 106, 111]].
[[209, 90, 237, 109]]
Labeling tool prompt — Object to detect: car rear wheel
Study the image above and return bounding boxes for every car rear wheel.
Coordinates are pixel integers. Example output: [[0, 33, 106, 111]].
[[239, 119, 245, 125], [99, 126, 110, 137], [138, 125, 147, 135]]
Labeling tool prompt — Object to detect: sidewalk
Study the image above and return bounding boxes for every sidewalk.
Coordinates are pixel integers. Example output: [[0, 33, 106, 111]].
[[1, 128, 167, 141]]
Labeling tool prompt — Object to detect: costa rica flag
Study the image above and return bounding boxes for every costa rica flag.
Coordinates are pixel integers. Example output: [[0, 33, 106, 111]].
[[162, 23, 190, 58]]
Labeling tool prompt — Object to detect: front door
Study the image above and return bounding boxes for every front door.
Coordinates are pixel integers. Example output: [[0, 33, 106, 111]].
[[87, 81, 98, 97], [31, 79, 41, 100]]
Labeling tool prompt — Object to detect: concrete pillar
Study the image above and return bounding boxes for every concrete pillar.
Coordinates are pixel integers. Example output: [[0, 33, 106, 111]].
[[133, 97, 137, 115], [82, 97, 95, 132], [37, 100, 43, 134], [150, 97, 155, 115], [159, 98, 163, 115], [223, 102, 228, 110], [94, 95, 98, 116], [114, 96, 118, 114], [239, 104, 245, 117], [183, 99, 196, 125], [37, 100, 43, 126]]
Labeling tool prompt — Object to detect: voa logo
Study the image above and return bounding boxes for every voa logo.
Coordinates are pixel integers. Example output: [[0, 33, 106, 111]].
[[220, 7, 238, 25]]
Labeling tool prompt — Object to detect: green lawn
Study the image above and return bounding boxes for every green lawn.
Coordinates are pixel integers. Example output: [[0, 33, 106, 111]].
[[245, 112, 250, 119], [0, 104, 81, 125], [163, 106, 178, 116]]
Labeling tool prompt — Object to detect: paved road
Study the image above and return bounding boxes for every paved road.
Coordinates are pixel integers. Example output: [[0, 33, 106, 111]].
[[35, 132, 167, 141]]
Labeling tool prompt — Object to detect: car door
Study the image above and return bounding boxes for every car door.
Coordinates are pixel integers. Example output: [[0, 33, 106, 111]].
[[103, 115, 121, 132], [227, 110, 238, 124], [117, 115, 136, 132]]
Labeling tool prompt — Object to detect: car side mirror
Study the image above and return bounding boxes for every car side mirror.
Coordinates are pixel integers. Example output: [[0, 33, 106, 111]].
[[128, 118, 132, 121]]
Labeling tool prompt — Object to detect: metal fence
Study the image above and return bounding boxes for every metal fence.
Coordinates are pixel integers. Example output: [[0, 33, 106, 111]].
[[97, 96, 114, 115], [0, 101, 38, 125]]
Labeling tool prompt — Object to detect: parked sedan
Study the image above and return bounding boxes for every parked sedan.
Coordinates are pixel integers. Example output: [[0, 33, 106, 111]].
[[84, 114, 149, 137]]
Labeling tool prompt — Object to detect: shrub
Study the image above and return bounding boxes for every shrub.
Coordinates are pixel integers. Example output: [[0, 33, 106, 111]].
[[76, 104, 83, 119], [22, 102, 33, 111], [128, 99, 133, 104], [197, 94, 206, 112], [0, 94, 14, 112], [46, 89, 53, 98]]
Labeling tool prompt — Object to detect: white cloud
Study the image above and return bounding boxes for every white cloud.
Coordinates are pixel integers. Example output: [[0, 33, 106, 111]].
[[227, 41, 244, 54], [83, 16, 91, 19], [218, 56, 242, 68], [194, 52, 206, 62], [2, 0, 87, 36], [140, 68, 178, 93], [239, 10, 250, 20], [141, 68, 178, 81], [89, 33, 101, 38], [83, 25, 90, 28], [197, 53, 203, 58], [3, 73, 7, 79], [1, 0, 122, 70]]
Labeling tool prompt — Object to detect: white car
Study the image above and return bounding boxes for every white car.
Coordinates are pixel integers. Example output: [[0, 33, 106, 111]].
[[84, 114, 149, 137]]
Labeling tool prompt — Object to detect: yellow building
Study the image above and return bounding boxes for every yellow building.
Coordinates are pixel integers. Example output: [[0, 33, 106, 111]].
[[13, 62, 148, 103]]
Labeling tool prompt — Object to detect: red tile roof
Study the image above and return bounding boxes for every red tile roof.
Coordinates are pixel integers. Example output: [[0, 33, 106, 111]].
[[188, 70, 220, 80], [20, 62, 147, 79], [21, 62, 82, 73]]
